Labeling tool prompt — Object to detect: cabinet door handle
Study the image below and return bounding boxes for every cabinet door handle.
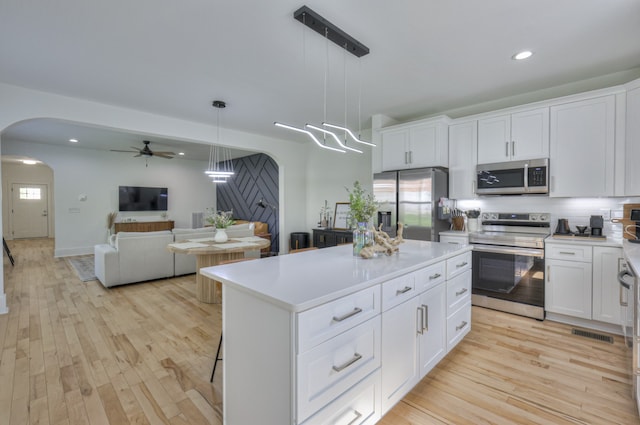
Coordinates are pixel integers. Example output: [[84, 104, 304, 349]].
[[417, 306, 424, 335], [404, 151, 408, 164], [332, 307, 363, 322], [512, 141, 515, 157], [456, 321, 468, 331], [396, 286, 412, 295], [422, 304, 429, 332], [332, 353, 362, 372], [455, 287, 468, 296], [456, 261, 468, 268], [346, 410, 363, 425], [505, 142, 509, 157], [429, 273, 442, 280], [547, 265, 550, 282]]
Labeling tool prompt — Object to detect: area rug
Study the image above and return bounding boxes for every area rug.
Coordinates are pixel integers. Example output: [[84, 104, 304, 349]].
[[67, 256, 97, 282]]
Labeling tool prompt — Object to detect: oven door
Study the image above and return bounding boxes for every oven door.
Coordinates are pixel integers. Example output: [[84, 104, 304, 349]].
[[472, 244, 545, 308]]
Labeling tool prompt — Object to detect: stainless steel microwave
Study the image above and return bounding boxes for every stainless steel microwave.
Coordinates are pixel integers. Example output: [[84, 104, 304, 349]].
[[476, 158, 549, 195]]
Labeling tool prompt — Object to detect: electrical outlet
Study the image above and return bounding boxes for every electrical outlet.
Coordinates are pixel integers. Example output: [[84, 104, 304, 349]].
[[600, 209, 611, 220]]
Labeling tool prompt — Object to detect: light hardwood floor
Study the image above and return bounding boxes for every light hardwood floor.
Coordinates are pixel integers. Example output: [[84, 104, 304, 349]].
[[0, 239, 638, 425]]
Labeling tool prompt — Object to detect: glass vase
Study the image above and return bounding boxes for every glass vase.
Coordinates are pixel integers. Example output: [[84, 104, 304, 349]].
[[353, 222, 373, 256]]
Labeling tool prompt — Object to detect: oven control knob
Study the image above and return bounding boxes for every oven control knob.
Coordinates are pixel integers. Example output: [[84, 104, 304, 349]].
[[531, 215, 538, 221], [482, 213, 489, 220], [539, 214, 548, 222], [490, 213, 498, 220]]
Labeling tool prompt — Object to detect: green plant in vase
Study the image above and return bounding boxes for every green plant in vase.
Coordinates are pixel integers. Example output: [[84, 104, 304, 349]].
[[346, 181, 378, 256]]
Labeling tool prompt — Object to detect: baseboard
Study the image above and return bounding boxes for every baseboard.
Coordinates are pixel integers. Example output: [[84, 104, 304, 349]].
[[0, 293, 8, 315], [545, 312, 623, 336]]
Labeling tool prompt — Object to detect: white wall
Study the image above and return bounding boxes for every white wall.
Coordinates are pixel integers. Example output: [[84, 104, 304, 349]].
[[2, 139, 218, 256], [0, 82, 316, 314], [304, 128, 373, 232]]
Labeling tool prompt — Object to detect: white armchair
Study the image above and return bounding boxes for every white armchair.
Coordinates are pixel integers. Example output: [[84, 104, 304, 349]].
[[94, 230, 175, 288]]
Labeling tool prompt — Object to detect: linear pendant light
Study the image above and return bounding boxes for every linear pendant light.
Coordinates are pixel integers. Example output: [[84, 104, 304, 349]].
[[275, 5, 373, 154]]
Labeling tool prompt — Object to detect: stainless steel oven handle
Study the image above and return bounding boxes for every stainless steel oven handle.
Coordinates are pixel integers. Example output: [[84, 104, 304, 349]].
[[472, 244, 544, 258]]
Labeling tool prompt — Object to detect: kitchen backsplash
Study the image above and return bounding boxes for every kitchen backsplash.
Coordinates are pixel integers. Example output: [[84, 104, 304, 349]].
[[455, 196, 640, 238]]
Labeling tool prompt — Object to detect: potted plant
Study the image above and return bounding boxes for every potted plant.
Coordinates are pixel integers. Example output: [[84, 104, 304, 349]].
[[206, 209, 235, 242], [346, 181, 378, 255]]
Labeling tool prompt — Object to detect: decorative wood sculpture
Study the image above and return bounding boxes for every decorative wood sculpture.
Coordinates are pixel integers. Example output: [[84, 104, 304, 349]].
[[359, 223, 405, 259]]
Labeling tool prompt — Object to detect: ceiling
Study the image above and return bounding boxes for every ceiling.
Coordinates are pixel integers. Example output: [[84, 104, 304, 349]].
[[1, 1, 639, 156]]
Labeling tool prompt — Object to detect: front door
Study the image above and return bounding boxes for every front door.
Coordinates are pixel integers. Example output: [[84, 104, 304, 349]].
[[11, 183, 49, 238]]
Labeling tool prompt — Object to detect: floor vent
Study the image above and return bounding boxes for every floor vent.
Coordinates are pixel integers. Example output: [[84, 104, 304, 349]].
[[571, 328, 614, 344]]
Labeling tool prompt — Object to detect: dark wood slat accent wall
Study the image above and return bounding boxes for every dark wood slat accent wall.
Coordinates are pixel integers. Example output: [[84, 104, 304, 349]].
[[217, 153, 279, 253]]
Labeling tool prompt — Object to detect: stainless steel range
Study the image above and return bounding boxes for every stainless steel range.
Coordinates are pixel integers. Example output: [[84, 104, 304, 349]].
[[470, 212, 551, 320]]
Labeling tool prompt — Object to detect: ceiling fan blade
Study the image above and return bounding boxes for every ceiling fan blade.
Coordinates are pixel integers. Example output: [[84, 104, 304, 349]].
[[154, 153, 174, 159], [110, 149, 138, 153], [134, 153, 143, 157], [153, 151, 176, 155], [131, 146, 143, 151]]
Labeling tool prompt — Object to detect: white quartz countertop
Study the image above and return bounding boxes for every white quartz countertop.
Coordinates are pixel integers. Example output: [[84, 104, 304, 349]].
[[201, 240, 471, 313], [623, 240, 640, 275], [545, 235, 624, 248]]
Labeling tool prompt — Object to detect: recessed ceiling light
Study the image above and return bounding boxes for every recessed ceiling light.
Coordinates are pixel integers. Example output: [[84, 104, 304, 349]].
[[178, 152, 185, 156], [512, 50, 533, 60], [22, 160, 37, 165], [69, 138, 78, 143]]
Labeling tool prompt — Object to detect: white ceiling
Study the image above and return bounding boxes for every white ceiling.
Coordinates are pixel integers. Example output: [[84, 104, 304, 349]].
[[1, 0, 639, 155]]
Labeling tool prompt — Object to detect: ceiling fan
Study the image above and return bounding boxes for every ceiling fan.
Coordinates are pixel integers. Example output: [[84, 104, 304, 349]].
[[110, 140, 176, 159]]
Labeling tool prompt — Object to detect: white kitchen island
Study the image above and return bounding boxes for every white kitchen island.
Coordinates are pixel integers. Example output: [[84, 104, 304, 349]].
[[201, 240, 472, 425]]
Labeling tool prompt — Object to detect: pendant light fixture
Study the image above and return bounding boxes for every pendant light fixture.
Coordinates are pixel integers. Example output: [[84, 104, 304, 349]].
[[274, 6, 375, 153], [205, 100, 235, 183]]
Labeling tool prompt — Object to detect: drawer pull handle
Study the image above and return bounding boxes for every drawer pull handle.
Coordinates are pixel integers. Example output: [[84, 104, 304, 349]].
[[429, 273, 442, 280], [332, 353, 362, 372], [456, 321, 468, 331], [332, 307, 363, 322], [346, 410, 363, 425], [559, 251, 575, 255], [396, 286, 412, 295], [422, 304, 429, 332], [455, 288, 468, 296], [456, 261, 468, 268]]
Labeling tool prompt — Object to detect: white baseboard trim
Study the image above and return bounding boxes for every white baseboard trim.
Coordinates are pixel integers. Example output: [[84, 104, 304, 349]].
[[546, 312, 623, 336], [0, 293, 8, 315]]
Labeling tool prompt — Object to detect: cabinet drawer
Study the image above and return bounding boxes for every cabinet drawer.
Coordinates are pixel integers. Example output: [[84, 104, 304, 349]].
[[301, 371, 380, 425], [414, 262, 446, 292], [446, 269, 471, 315], [298, 285, 380, 353], [381, 273, 416, 311], [446, 251, 472, 279], [447, 302, 471, 351], [546, 243, 592, 262], [297, 317, 381, 423]]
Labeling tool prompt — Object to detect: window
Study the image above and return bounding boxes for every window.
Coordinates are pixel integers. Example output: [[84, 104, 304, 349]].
[[19, 187, 41, 200]]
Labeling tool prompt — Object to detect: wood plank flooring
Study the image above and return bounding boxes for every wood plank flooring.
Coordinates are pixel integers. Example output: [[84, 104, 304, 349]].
[[0, 238, 638, 424]]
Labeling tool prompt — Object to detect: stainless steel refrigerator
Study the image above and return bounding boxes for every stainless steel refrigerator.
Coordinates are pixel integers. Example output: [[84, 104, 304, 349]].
[[373, 168, 449, 241]]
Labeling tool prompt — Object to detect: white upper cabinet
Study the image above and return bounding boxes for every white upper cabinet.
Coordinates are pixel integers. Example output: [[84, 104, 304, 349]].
[[448, 120, 477, 199], [477, 107, 549, 164], [549, 95, 615, 197], [381, 118, 448, 171], [625, 83, 640, 196]]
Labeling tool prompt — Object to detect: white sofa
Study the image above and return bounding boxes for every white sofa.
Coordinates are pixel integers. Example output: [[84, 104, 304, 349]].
[[172, 227, 215, 276], [94, 223, 261, 287], [94, 230, 175, 287]]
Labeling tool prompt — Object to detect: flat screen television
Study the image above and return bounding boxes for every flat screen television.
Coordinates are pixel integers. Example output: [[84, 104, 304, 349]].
[[119, 186, 168, 211]]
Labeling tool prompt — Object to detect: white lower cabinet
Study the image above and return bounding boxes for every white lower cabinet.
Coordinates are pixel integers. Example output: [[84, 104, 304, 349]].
[[545, 242, 624, 326], [381, 295, 421, 412], [381, 251, 471, 415], [221, 248, 473, 425], [302, 372, 380, 425]]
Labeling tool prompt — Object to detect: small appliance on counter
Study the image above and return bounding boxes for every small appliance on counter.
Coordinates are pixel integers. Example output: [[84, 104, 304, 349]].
[[551, 215, 606, 240]]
